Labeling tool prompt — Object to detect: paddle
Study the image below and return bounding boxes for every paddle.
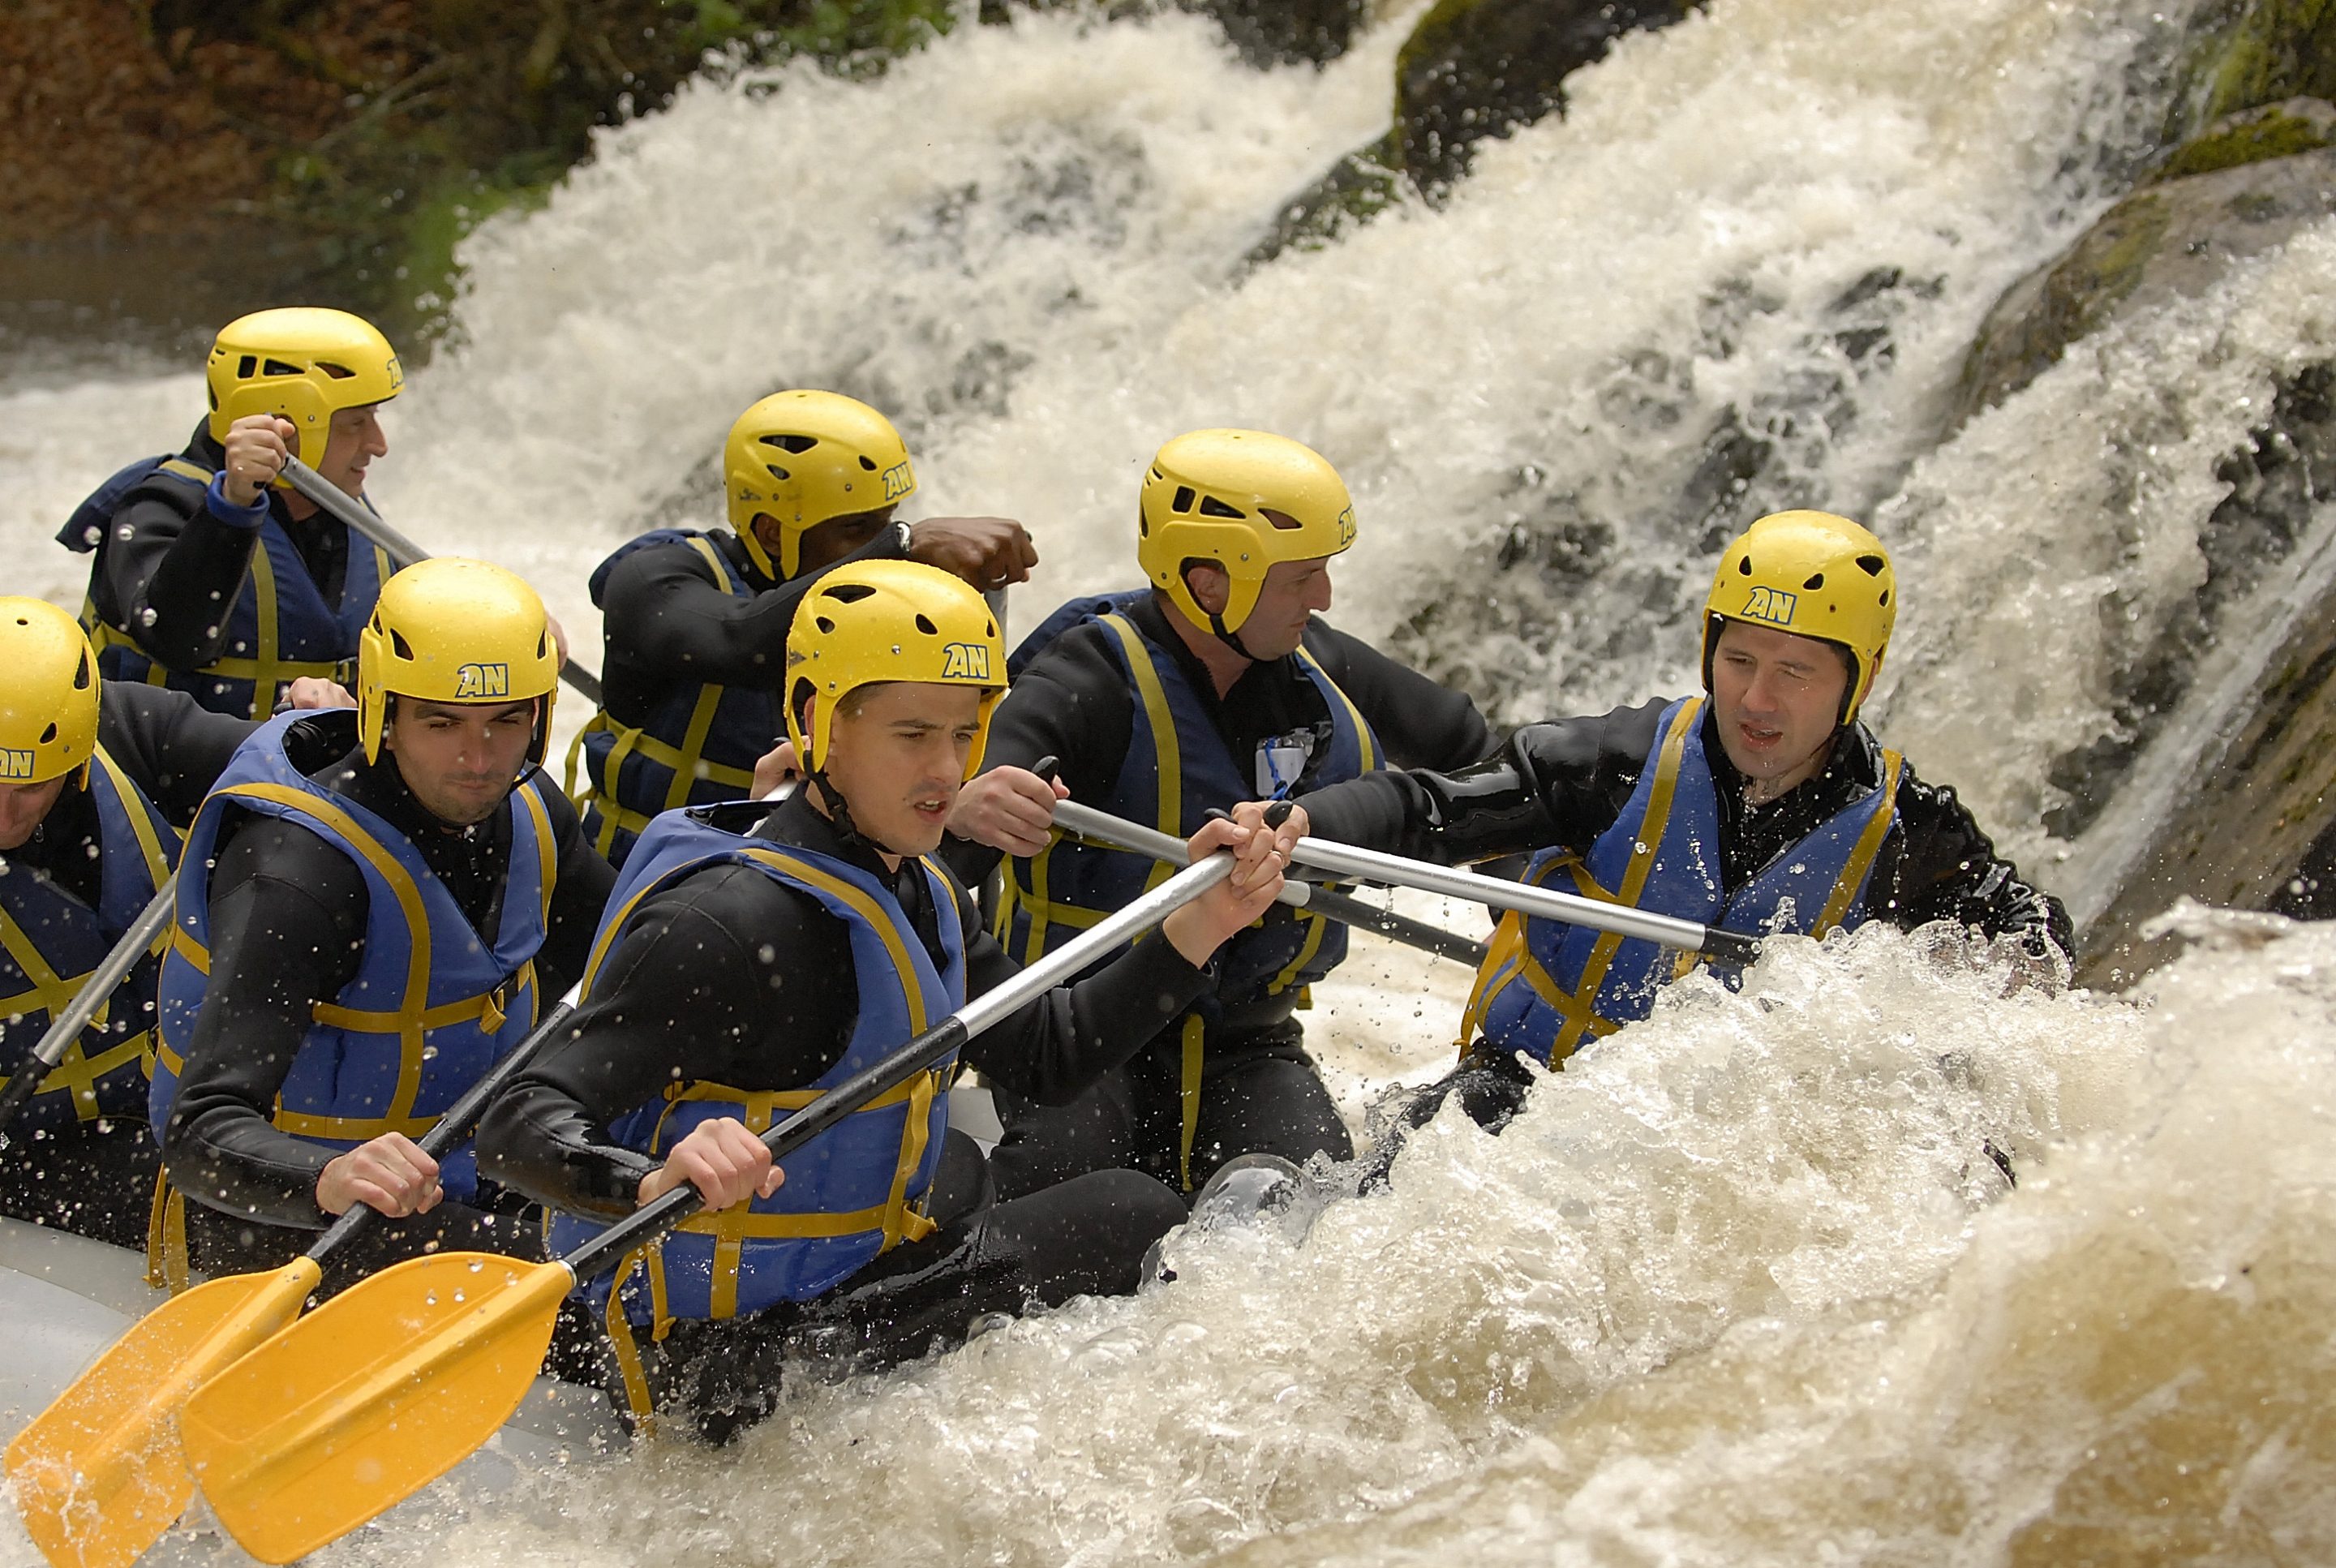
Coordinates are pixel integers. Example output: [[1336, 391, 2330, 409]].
[[1266, 825, 1764, 967], [174, 844, 1248, 1565], [0, 882, 175, 1141], [277, 456, 605, 706], [1046, 796, 1488, 968], [4, 992, 582, 1568]]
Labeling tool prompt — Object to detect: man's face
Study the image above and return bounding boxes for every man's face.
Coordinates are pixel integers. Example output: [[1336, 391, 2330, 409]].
[[0, 775, 68, 851], [768, 506, 900, 579], [1707, 620, 1851, 795], [1192, 554, 1335, 660], [384, 697, 537, 826], [820, 682, 984, 859], [316, 403, 389, 498]]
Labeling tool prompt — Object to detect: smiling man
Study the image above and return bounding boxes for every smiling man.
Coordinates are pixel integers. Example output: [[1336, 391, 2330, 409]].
[[942, 428, 1492, 1199], [59, 307, 404, 720], [148, 559, 616, 1294], [480, 560, 1289, 1441], [1240, 509, 2072, 1136]]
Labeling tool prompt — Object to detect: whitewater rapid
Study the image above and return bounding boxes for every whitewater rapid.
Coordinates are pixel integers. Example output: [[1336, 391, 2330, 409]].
[[5, 0, 2335, 1559]]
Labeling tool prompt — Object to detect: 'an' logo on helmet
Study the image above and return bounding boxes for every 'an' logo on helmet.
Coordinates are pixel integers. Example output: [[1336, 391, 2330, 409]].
[[941, 642, 992, 681], [1336, 507, 1356, 547], [1740, 586, 1797, 625], [384, 355, 405, 393], [882, 460, 915, 502], [0, 749, 32, 781], [453, 663, 510, 699]]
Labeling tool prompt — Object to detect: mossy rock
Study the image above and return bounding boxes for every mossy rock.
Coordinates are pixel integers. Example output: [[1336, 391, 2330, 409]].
[[1394, 0, 1703, 196], [1179, 0, 1368, 66], [1243, 130, 1405, 268], [1956, 137, 2336, 423], [2149, 95, 2336, 183], [2194, 0, 2336, 123]]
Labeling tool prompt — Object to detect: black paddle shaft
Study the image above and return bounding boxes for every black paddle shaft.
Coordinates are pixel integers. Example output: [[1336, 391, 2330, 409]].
[[302, 1000, 578, 1262]]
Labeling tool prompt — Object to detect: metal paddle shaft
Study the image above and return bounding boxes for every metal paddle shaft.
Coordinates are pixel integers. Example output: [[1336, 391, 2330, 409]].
[[176, 848, 1240, 1565], [1282, 833, 1765, 967], [5, 994, 579, 1568], [0, 879, 176, 1136], [277, 456, 606, 706], [1047, 797, 1488, 968]]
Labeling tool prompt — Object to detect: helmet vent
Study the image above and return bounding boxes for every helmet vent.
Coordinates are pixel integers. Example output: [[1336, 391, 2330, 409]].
[[759, 434, 818, 455], [1198, 495, 1246, 519], [815, 616, 836, 634], [823, 583, 876, 604], [858, 456, 878, 471], [262, 358, 303, 378], [1879, 589, 1892, 606], [1260, 507, 1303, 531], [74, 651, 91, 691], [1802, 572, 1825, 590], [208, 385, 219, 411], [914, 614, 938, 636], [390, 629, 415, 660], [536, 631, 549, 659], [985, 620, 996, 638], [1856, 554, 1887, 576], [1737, 557, 1752, 575], [316, 361, 355, 380], [238, 355, 258, 379], [38, 724, 55, 744], [763, 463, 792, 482], [1171, 486, 1196, 514]]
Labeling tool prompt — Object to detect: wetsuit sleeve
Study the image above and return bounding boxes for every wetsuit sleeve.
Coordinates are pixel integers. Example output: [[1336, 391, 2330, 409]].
[[947, 877, 1213, 1104], [97, 479, 268, 670], [1867, 763, 2076, 960], [93, 683, 260, 826], [532, 786, 617, 1001], [598, 527, 913, 691], [938, 623, 1137, 887], [161, 815, 370, 1229], [477, 866, 857, 1220], [1306, 622, 1495, 769], [1298, 697, 1668, 866]]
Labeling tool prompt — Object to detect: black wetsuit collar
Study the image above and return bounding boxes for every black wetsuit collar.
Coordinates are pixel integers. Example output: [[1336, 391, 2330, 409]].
[[1703, 709, 1884, 891]]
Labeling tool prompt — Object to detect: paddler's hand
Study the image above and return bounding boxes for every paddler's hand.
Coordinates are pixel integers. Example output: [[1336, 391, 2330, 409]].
[[317, 1132, 443, 1218], [753, 739, 801, 799], [638, 1115, 785, 1212], [947, 765, 1066, 856], [282, 676, 355, 711], [908, 516, 1038, 593], [1162, 814, 1288, 967], [221, 414, 298, 507], [1228, 799, 1308, 885]]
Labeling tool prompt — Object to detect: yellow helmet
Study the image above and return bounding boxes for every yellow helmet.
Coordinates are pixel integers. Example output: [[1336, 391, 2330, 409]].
[[1702, 510, 1897, 724], [785, 560, 1007, 779], [0, 599, 100, 788], [1137, 429, 1357, 637], [206, 307, 402, 471], [724, 391, 918, 580], [358, 559, 561, 767]]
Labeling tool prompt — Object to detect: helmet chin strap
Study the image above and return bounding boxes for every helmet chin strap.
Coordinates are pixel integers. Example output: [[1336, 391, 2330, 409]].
[[805, 767, 912, 861]]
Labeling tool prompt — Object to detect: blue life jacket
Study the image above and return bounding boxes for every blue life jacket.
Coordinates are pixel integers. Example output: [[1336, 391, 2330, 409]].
[[151, 711, 555, 1202], [58, 454, 391, 721], [994, 596, 1381, 1013], [1463, 695, 1904, 1067], [548, 805, 963, 1334], [0, 748, 180, 1132], [565, 531, 778, 867]]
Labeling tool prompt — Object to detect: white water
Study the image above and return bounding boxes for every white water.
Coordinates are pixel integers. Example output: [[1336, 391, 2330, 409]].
[[8, 0, 2336, 1559]]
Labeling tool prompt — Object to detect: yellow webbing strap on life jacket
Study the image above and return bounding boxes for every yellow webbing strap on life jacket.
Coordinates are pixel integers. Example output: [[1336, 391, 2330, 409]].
[[567, 536, 759, 853], [599, 1244, 664, 1433], [1177, 1013, 1206, 1192], [1814, 749, 1904, 935]]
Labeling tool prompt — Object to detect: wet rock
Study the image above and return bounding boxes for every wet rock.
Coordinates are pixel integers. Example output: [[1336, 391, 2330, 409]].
[[1394, 0, 1705, 197], [2182, 0, 2336, 128], [1243, 131, 1406, 267], [1954, 130, 2336, 424], [1178, 0, 1368, 66]]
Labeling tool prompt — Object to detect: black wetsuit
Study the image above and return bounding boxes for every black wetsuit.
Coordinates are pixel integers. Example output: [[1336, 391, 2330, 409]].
[[477, 792, 1204, 1441], [160, 715, 616, 1295], [80, 423, 351, 683], [0, 685, 252, 1248], [1300, 698, 2075, 1146], [943, 592, 1493, 1198]]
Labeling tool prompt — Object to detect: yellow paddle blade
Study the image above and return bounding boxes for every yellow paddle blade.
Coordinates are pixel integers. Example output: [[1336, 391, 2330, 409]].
[[178, 1250, 572, 1566], [5, 1257, 320, 1568]]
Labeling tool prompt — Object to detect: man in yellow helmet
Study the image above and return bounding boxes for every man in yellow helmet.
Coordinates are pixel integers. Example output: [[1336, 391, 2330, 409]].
[[58, 307, 403, 720], [480, 561, 1290, 1441], [569, 389, 1038, 866], [943, 429, 1492, 1199], [0, 599, 270, 1248], [149, 560, 618, 1293], [1238, 510, 2072, 1141]]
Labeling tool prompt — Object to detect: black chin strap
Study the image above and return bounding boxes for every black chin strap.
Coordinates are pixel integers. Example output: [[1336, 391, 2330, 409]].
[[806, 767, 908, 861]]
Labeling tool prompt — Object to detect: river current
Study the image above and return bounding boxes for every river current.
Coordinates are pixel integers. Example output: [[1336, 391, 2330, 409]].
[[3, 0, 2334, 1560]]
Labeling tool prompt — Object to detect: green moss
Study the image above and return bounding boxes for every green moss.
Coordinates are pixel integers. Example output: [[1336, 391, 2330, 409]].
[[1244, 130, 1408, 268], [2154, 100, 2336, 181], [2200, 0, 2336, 121]]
